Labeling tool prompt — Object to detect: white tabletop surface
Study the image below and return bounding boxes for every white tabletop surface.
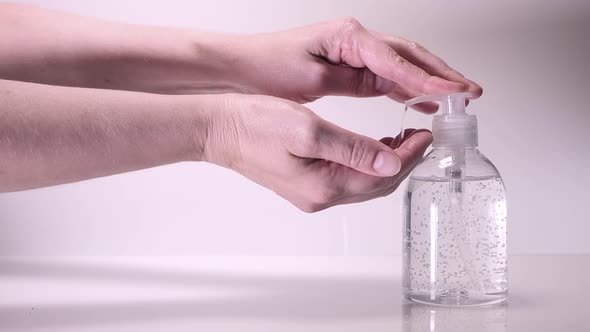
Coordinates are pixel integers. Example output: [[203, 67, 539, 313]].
[[0, 255, 587, 332]]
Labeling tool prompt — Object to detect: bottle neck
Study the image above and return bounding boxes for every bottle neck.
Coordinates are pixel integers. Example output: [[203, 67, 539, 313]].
[[432, 114, 478, 147]]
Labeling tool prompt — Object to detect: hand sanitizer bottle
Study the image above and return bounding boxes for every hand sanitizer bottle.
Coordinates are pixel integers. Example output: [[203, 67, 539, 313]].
[[402, 92, 507, 306]]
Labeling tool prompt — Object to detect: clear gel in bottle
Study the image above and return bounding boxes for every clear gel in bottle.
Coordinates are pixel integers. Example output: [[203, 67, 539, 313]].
[[402, 92, 507, 306]]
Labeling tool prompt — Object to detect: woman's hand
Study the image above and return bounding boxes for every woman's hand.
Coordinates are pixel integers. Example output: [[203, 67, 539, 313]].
[[0, 6, 482, 112], [202, 94, 432, 212], [0, 80, 429, 211], [230, 17, 483, 112]]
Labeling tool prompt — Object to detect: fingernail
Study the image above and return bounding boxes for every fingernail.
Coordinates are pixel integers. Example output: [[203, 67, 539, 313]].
[[373, 150, 401, 176]]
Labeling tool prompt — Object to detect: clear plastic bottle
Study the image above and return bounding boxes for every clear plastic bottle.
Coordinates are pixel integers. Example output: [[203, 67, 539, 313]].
[[402, 93, 507, 306]]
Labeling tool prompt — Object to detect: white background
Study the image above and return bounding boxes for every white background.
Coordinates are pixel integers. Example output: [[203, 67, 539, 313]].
[[1, 0, 589, 256]]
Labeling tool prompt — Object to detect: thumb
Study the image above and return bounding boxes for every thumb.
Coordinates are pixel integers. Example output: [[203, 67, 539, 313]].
[[310, 120, 402, 177]]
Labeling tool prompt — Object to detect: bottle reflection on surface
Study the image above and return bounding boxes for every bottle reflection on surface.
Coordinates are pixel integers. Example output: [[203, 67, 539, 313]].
[[402, 301, 507, 332]]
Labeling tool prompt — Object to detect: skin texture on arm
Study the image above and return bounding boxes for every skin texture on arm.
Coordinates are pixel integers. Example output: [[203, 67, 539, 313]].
[[0, 79, 212, 191], [0, 3, 239, 94]]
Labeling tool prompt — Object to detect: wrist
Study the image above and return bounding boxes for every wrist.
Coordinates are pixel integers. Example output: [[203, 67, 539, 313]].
[[201, 33, 274, 96], [166, 94, 220, 163], [178, 32, 246, 94], [188, 93, 250, 168], [182, 33, 283, 96]]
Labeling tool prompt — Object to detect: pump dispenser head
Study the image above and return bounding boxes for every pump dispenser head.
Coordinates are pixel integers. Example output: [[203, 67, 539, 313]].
[[406, 92, 477, 147]]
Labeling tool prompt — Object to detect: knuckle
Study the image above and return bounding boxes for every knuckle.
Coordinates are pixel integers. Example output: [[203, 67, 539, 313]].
[[384, 48, 411, 76], [348, 138, 369, 169], [338, 16, 364, 35], [287, 110, 322, 156], [388, 49, 406, 66], [298, 116, 322, 155], [340, 16, 362, 28], [408, 40, 427, 52]]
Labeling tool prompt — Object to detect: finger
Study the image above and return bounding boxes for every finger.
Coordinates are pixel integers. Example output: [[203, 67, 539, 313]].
[[331, 130, 431, 196], [371, 32, 483, 98], [316, 131, 432, 208], [392, 130, 433, 170], [336, 129, 420, 192], [320, 64, 438, 112], [354, 31, 465, 95], [353, 130, 431, 194], [327, 159, 415, 207], [307, 120, 402, 177], [390, 128, 421, 148]]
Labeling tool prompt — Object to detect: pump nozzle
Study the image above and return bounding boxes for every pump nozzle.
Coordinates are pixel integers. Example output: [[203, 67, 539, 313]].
[[406, 92, 472, 113], [405, 92, 477, 183], [406, 92, 477, 147]]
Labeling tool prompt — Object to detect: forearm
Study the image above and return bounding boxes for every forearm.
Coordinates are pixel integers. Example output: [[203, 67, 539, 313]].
[[0, 3, 240, 94], [0, 79, 214, 192]]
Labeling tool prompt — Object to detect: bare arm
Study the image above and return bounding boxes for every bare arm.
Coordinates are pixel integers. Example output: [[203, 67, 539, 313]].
[[0, 79, 430, 212], [0, 79, 212, 191], [0, 4, 481, 109], [0, 3, 238, 94], [0, 4, 467, 210]]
